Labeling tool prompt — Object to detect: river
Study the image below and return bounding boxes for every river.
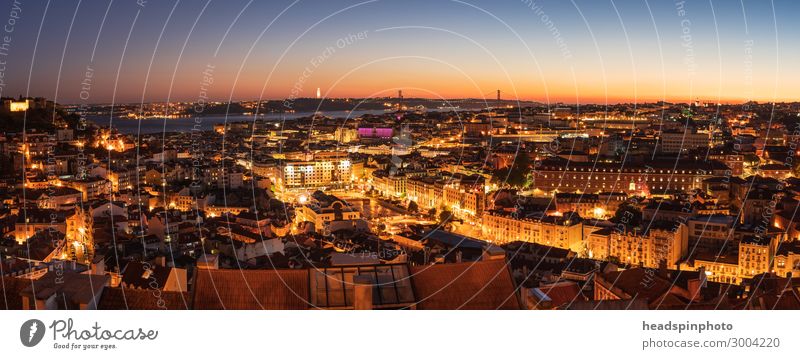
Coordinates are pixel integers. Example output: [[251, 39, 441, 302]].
[[88, 110, 389, 134]]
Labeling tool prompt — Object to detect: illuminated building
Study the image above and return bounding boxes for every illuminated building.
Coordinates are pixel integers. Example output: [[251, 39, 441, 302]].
[[22, 187, 83, 209], [357, 127, 393, 139], [5, 99, 31, 112], [687, 215, 735, 249], [707, 152, 744, 176], [334, 127, 359, 143], [294, 191, 361, 234], [481, 211, 583, 251], [531, 158, 728, 195], [63, 176, 111, 201], [14, 207, 92, 257], [19, 133, 53, 158], [371, 171, 406, 198], [276, 159, 352, 191], [738, 236, 773, 279], [589, 222, 688, 269], [659, 131, 709, 153], [690, 252, 739, 284], [774, 241, 800, 278], [405, 172, 485, 218], [554, 192, 625, 219]]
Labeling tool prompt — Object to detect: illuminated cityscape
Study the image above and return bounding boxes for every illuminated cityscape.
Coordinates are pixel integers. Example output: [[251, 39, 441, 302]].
[[1, 0, 800, 313]]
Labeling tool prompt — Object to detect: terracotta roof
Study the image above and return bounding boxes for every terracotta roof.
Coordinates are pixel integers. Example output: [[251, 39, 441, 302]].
[[751, 290, 800, 310], [597, 268, 676, 304], [19, 271, 108, 309], [562, 298, 650, 310], [745, 274, 800, 310], [98, 287, 189, 310], [192, 268, 310, 310], [538, 281, 586, 307], [410, 260, 520, 309], [0, 276, 30, 310]]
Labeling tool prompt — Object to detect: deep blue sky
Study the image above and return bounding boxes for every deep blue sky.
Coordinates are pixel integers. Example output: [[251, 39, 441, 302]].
[[0, 0, 797, 104]]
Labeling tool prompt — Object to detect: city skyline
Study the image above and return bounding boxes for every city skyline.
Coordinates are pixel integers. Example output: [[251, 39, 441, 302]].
[[4, 2, 800, 358], [0, 0, 798, 104]]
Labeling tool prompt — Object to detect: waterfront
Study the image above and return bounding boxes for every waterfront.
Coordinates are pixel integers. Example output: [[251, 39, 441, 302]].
[[88, 110, 389, 134]]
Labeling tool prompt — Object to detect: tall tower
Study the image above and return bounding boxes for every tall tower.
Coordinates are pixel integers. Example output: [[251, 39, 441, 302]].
[[398, 90, 403, 111], [496, 89, 501, 108]]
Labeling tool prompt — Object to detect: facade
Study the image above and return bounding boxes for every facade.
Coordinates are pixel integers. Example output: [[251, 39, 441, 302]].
[[372, 172, 406, 198], [589, 223, 688, 269], [276, 159, 353, 191], [738, 236, 773, 279], [405, 172, 485, 218], [481, 211, 583, 251], [531, 158, 728, 195], [553, 192, 624, 219], [687, 215, 735, 249], [774, 241, 800, 278], [5, 99, 31, 111], [63, 176, 111, 201], [295, 191, 361, 234], [692, 252, 740, 284], [660, 132, 709, 153]]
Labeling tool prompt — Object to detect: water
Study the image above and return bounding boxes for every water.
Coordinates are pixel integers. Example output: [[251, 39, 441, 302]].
[[88, 110, 389, 134]]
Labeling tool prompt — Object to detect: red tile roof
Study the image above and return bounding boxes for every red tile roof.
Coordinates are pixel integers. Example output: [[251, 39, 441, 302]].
[[0, 276, 30, 310], [410, 260, 520, 309], [192, 268, 309, 310], [538, 281, 586, 308], [98, 287, 189, 310]]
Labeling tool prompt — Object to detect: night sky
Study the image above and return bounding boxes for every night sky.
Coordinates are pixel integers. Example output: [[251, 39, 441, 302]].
[[0, 0, 797, 104]]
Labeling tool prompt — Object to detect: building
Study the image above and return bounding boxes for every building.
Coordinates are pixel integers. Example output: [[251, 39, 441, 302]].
[[295, 191, 362, 234], [334, 127, 359, 143], [660, 131, 709, 153], [774, 241, 800, 278], [708, 152, 744, 176], [592, 267, 730, 309], [687, 215, 735, 249], [276, 159, 352, 191], [691, 252, 740, 284], [481, 211, 584, 252], [406, 172, 485, 218], [531, 158, 728, 195], [14, 207, 92, 248], [4, 98, 31, 112], [63, 176, 111, 201], [371, 171, 406, 198], [554, 192, 621, 219], [590, 222, 688, 269], [190, 260, 518, 310], [738, 236, 773, 279], [21, 187, 82, 209]]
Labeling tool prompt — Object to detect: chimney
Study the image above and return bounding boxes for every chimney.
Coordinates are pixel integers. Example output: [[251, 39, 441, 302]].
[[658, 260, 668, 278], [688, 267, 707, 302], [353, 275, 373, 310]]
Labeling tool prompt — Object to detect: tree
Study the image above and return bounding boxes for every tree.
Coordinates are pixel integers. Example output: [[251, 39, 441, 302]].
[[427, 208, 437, 219], [499, 151, 532, 189], [407, 200, 419, 213], [611, 203, 642, 229], [438, 210, 453, 224]]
